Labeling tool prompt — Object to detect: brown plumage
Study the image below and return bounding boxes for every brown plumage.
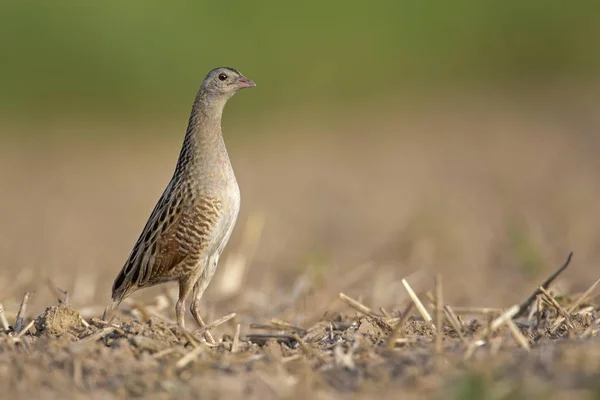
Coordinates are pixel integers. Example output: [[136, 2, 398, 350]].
[[111, 67, 255, 339]]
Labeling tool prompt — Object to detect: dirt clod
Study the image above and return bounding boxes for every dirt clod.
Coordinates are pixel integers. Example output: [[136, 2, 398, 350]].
[[34, 304, 83, 336]]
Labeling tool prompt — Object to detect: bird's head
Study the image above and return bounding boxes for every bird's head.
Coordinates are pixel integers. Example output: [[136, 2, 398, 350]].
[[201, 67, 256, 99]]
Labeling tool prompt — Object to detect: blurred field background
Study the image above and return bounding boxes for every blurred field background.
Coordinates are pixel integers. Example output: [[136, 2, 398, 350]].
[[1, 0, 600, 309], [1, 2, 600, 396]]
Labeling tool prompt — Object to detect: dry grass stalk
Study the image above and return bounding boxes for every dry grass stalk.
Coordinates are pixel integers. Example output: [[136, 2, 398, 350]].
[[435, 274, 443, 354], [450, 306, 503, 315], [250, 323, 286, 331], [193, 312, 236, 338], [567, 289, 600, 305], [490, 305, 519, 331], [424, 292, 435, 311], [379, 307, 391, 318], [14, 320, 34, 339], [506, 319, 530, 350], [101, 306, 111, 322], [79, 317, 90, 328], [538, 286, 574, 329], [514, 251, 573, 318], [270, 318, 306, 332], [246, 333, 296, 345], [78, 326, 116, 344], [529, 295, 541, 323], [534, 295, 543, 327], [0, 303, 9, 332], [338, 292, 376, 317], [14, 292, 31, 334], [91, 318, 110, 327], [464, 339, 484, 360], [313, 262, 375, 317], [386, 302, 415, 349], [402, 279, 434, 327], [465, 305, 520, 359], [292, 333, 327, 364], [175, 345, 205, 369], [568, 277, 600, 310], [443, 305, 466, 343], [232, 324, 241, 353], [577, 306, 595, 314], [550, 277, 600, 334]]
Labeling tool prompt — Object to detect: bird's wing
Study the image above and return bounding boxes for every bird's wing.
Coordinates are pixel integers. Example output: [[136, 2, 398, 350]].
[[111, 185, 223, 302]]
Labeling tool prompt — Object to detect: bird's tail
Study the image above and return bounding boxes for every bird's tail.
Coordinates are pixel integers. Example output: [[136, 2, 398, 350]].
[[111, 266, 136, 303]]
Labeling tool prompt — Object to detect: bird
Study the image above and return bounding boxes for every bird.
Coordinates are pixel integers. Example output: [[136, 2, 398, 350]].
[[111, 67, 255, 341]]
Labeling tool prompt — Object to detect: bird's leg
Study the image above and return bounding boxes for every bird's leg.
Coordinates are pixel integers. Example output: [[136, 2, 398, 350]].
[[191, 277, 215, 345], [176, 278, 201, 347], [176, 298, 186, 329]]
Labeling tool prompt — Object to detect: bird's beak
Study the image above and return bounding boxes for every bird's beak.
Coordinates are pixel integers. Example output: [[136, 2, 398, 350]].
[[237, 76, 256, 88]]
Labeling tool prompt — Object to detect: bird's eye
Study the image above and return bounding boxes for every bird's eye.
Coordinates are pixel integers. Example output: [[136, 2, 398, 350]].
[[218, 73, 227, 81]]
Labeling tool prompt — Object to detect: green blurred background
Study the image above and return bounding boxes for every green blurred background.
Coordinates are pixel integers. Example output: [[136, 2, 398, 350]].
[[1, 0, 600, 313], [1, 0, 598, 123]]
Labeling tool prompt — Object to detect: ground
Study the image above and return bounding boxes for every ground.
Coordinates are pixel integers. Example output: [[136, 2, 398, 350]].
[[1, 93, 600, 399]]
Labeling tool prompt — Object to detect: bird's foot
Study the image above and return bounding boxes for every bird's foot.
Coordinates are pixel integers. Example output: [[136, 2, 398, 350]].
[[173, 322, 201, 348], [191, 309, 216, 345]]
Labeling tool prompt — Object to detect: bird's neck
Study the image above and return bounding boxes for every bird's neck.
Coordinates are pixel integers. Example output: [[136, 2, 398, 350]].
[[174, 90, 232, 178]]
